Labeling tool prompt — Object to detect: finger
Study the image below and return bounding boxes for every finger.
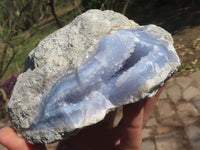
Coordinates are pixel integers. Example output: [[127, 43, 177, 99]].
[[0, 127, 30, 150], [0, 127, 46, 150], [143, 96, 158, 127], [119, 101, 144, 150], [143, 84, 165, 127]]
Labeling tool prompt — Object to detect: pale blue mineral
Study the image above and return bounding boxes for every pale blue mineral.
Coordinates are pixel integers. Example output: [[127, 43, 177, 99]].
[[8, 10, 180, 144]]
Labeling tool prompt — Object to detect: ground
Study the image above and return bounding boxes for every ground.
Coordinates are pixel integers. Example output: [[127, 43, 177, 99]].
[[174, 25, 200, 76]]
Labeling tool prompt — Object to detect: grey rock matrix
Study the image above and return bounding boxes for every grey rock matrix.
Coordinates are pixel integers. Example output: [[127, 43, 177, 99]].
[[8, 10, 139, 143]]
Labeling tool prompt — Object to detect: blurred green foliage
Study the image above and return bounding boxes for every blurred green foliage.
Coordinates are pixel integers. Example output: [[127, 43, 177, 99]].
[[82, 0, 124, 11]]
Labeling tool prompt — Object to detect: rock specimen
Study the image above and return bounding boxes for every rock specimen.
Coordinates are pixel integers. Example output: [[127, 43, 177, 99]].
[[7, 9, 181, 144]]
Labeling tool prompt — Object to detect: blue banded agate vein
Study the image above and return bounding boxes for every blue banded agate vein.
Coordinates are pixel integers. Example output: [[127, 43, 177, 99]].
[[30, 25, 180, 135]]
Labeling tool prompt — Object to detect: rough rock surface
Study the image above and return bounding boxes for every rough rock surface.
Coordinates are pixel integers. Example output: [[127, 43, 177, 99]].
[[8, 9, 138, 143], [8, 9, 180, 144]]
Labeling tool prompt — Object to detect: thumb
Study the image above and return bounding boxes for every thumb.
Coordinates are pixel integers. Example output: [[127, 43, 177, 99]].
[[0, 127, 46, 150]]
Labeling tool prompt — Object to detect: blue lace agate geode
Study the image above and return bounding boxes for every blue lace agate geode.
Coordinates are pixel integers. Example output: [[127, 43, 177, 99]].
[[8, 10, 181, 143], [30, 25, 180, 137]]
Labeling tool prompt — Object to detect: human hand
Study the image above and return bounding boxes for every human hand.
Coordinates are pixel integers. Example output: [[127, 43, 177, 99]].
[[56, 86, 164, 150], [0, 127, 46, 150], [0, 86, 163, 150]]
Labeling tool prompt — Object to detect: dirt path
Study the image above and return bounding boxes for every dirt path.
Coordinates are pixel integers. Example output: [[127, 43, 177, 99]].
[[173, 25, 200, 76]]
